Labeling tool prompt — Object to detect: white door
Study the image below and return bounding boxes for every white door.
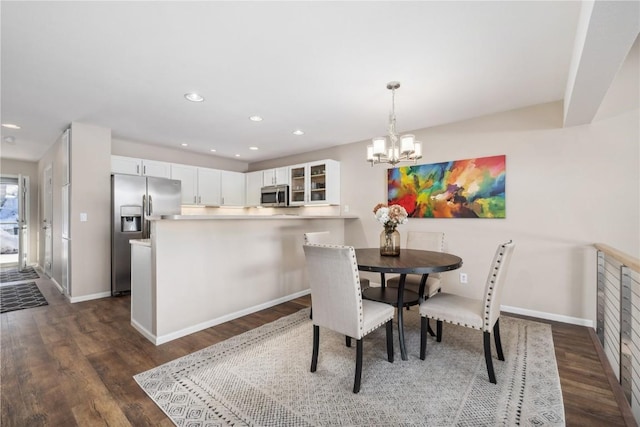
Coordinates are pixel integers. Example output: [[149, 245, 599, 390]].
[[17, 174, 29, 270], [43, 165, 53, 277]]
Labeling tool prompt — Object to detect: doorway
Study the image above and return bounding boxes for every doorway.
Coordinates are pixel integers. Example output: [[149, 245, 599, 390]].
[[0, 175, 29, 269]]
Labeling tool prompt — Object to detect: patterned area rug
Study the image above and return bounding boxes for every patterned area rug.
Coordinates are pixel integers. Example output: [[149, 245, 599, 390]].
[[0, 266, 40, 284], [0, 282, 48, 313], [135, 309, 564, 426]]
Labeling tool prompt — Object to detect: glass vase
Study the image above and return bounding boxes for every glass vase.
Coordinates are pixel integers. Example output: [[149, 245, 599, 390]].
[[380, 227, 401, 257]]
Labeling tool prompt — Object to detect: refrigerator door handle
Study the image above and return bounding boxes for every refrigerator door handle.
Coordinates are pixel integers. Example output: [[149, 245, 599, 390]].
[[141, 195, 146, 238], [148, 195, 153, 216]]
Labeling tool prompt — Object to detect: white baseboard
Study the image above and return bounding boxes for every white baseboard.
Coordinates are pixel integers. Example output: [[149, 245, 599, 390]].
[[69, 291, 112, 303], [154, 289, 311, 345], [131, 319, 158, 344], [501, 304, 594, 328]]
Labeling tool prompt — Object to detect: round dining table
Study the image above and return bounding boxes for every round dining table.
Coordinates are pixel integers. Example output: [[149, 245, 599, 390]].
[[355, 248, 463, 360]]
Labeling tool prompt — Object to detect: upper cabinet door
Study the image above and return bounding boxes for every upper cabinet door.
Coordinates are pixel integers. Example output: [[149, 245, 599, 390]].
[[141, 160, 171, 178], [112, 155, 142, 175], [262, 167, 290, 186], [289, 160, 340, 205], [197, 168, 221, 206], [171, 164, 198, 204], [289, 163, 307, 205], [221, 171, 245, 206], [274, 167, 289, 186], [245, 171, 263, 207]]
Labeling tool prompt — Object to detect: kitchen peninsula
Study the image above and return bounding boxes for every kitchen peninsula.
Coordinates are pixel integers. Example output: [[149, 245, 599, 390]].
[[130, 214, 357, 345]]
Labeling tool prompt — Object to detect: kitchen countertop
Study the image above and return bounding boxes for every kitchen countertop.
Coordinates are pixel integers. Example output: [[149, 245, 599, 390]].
[[154, 214, 359, 220], [129, 239, 151, 247]]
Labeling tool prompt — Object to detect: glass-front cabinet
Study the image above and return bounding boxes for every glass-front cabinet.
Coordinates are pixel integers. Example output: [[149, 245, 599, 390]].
[[289, 159, 340, 206]]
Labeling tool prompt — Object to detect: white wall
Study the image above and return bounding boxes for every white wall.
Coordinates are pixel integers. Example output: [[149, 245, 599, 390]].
[[69, 122, 112, 299], [0, 158, 39, 265], [250, 44, 639, 325]]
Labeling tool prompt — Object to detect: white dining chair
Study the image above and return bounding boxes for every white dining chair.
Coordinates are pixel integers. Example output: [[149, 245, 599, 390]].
[[303, 244, 395, 393], [418, 240, 515, 384], [304, 231, 369, 289]]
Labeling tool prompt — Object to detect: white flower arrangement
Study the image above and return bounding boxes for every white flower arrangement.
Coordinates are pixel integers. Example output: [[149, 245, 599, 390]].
[[373, 203, 408, 230]]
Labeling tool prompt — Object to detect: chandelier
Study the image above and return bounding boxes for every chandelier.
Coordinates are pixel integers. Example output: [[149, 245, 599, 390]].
[[366, 81, 422, 166]]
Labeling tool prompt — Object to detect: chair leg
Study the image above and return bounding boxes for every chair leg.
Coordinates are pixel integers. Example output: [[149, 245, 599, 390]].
[[420, 316, 427, 360], [346, 336, 352, 347], [493, 319, 505, 361], [386, 319, 394, 363], [436, 320, 443, 342], [353, 339, 363, 393], [427, 319, 436, 337], [483, 331, 497, 384], [311, 325, 319, 372]]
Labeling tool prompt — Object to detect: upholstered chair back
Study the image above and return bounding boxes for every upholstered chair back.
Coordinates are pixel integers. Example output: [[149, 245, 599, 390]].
[[483, 241, 515, 332], [303, 244, 365, 340]]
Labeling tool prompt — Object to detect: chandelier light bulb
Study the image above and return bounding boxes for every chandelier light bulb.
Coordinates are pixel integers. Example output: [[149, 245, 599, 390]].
[[372, 137, 386, 155]]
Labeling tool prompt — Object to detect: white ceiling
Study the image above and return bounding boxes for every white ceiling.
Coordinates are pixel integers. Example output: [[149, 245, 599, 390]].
[[1, 1, 637, 163]]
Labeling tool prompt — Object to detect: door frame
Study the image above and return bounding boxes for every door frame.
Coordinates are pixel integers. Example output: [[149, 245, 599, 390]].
[[17, 174, 29, 270], [43, 164, 53, 278]]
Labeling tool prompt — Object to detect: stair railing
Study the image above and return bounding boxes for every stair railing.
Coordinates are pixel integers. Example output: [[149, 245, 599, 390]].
[[595, 243, 640, 424]]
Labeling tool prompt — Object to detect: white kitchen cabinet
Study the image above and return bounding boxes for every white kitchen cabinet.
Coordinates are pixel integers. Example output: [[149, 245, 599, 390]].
[[141, 159, 171, 178], [171, 164, 221, 205], [112, 155, 142, 175], [245, 171, 263, 207], [220, 170, 245, 206], [289, 159, 340, 206], [111, 155, 171, 178], [171, 164, 198, 204], [197, 168, 221, 205], [262, 167, 289, 186]]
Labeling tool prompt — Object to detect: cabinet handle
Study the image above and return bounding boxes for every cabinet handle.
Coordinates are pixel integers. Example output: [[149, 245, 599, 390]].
[[222, 197, 225, 205], [136, 165, 140, 174], [198, 195, 201, 204], [143, 165, 146, 175], [194, 196, 197, 203]]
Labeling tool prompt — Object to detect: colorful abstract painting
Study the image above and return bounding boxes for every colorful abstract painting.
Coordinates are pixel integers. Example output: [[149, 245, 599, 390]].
[[388, 155, 506, 218]]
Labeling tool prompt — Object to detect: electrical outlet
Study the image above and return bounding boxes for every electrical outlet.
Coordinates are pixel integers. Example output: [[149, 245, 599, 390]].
[[459, 273, 468, 284]]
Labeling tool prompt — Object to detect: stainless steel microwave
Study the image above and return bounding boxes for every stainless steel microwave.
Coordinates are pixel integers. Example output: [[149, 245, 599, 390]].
[[260, 185, 289, 207]]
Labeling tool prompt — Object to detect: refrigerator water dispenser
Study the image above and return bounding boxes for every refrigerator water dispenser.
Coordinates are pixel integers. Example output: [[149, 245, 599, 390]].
[[120, 205, 142, 232]]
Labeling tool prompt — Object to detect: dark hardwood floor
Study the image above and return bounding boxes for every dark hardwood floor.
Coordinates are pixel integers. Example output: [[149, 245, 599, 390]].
[[1, 276, 635, 426]]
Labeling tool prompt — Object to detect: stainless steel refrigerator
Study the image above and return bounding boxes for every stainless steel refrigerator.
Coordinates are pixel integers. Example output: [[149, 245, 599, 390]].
[[111, 174, 181, 296]]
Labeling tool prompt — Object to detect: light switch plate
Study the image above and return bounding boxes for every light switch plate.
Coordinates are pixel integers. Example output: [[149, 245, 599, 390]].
[[80, 212, 88, 222]]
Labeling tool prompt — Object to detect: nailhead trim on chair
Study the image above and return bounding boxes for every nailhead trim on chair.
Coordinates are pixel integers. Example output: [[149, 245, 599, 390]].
[[425, 317, 482, 331], [427, 242, 510, 333]]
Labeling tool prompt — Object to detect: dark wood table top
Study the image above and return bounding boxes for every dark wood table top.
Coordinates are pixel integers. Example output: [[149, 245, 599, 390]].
[[354, 248, 463, 275]]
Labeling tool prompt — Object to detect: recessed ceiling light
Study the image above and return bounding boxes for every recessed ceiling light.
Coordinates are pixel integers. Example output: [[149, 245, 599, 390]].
[[181, 143, 188, 147], [293, 130, 304, 136], [249, 146, 259, 151], [235, 154, 241, 157], [249, 115, 263, 122], [210, 149, 217, 152], [3, 136, 16, 144], [184, 92, 204, 102], [1, 123, 21, 129]]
